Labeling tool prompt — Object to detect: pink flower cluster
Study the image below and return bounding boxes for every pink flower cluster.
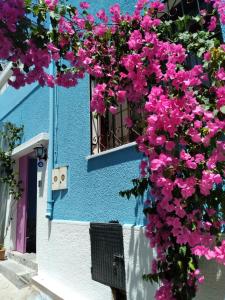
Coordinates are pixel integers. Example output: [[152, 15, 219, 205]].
[[0, 0, 24, 59], [193, 241, 225, 265], [155, 281, 175, 300], [0, 0, 24, 32], [44, 0, 58, 10]]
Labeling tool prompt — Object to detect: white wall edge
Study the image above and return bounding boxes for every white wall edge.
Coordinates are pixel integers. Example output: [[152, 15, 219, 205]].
[[51, 220, 146, 230], [52, 220, 90, 226], [123, 224, 145, 230], [86, 141, 137, 160], [12, 132, 49, 159]]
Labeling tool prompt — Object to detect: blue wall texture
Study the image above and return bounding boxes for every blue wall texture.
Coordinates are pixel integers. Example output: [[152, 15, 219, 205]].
[[0, 0, 145, 225], [53, 75, 144, 224], [0, 84, 49, 142]]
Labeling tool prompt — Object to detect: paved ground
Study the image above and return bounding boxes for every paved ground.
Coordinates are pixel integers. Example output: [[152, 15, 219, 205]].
[[0, 274, 49, 300]]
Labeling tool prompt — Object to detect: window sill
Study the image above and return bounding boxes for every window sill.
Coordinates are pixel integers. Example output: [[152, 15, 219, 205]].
[[86, 141, 137, 160]]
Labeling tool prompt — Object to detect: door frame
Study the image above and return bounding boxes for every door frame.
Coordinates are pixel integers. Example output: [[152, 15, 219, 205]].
[[16, 156, 29, 253]]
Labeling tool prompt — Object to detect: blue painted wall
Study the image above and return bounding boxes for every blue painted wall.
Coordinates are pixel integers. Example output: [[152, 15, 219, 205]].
[[0, 0, 144, 225], [53, 76, 144, 224], [0, 84, 49, 142]]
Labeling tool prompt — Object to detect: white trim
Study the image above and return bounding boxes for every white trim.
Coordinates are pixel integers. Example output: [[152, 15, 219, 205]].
[[52, 220, 144, 229], [123, 224, 145, 230], [86, 141, 137, 160], [0, 62, 12, 94], [52, 220, 90, 226], [12, 132, 49, 159]]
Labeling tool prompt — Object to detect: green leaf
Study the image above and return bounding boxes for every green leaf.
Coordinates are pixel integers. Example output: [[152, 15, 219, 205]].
[[179, 246, 187, 256], [220, 106, 225, 114], [188, 258, 196, 271]]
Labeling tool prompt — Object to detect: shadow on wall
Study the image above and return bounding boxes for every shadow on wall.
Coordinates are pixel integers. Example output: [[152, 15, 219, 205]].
[[196, 258, 225, 300], [0, 182, 8, 244], [52, 189, 68, 203], [87, 145, 143, 172], [124, 226, 157, 300], [134, 195, 147, 226], [7, 199, 17, 250]]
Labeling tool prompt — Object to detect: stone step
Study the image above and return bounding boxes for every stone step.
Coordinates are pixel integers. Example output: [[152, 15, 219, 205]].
[[7, 250, 38, 271], [0, 259, 37, 288]]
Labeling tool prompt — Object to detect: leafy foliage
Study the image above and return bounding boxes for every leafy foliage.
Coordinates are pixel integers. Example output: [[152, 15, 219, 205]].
[[0, 123, 23, 200]]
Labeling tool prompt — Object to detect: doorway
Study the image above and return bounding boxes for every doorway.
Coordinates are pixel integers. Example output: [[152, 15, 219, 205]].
[[16, 156, 37, 253], [26, 158, 37, 253]]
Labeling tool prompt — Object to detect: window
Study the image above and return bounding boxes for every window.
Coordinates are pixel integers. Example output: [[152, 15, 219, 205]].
[[91, 79, 144, 154]]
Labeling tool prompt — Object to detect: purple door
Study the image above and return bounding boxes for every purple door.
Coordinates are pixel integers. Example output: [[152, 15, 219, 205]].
[[16, 156, 29, 253]]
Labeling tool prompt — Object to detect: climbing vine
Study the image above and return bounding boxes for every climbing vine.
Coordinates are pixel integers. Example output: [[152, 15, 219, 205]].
[[0, 122, 23, 200], [1, 0, 225, 299]]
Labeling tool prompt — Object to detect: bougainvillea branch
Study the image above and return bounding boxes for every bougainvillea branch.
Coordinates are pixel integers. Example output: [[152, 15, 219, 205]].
[[1, 0, 225, 299]]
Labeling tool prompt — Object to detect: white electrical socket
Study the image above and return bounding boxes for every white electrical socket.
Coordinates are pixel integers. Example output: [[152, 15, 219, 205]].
[[52, 168, 60, 191], [52, 166, 68, 191], [59, 166, 68, 190]]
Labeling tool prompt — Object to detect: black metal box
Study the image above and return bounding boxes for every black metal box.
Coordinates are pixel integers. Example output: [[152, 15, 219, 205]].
[[90, 223, 126, 291]]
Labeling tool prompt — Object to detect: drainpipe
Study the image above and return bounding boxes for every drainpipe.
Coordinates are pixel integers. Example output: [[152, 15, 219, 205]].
[[46, 62, 55, 219]]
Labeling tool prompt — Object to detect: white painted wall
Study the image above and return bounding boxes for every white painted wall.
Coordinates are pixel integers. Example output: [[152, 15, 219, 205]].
[[123, 225, 157, 300], [4, 160, 18, 251], [196, 258, 225, 300], [4, 196, 17, 251], [36, 222, 156, 300]]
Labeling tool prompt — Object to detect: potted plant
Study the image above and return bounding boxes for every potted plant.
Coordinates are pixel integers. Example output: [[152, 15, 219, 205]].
[[0, 244, 5, 260]]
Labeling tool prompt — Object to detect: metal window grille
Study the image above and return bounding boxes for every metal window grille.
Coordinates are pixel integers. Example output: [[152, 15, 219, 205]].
[[163, 0, 223, 41], [91, 78, 143, 154], [163, 0, 223, 81], [164, 0, 210, 17]]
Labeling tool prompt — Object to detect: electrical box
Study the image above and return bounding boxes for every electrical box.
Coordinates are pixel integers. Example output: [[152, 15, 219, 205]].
[[89, 223, 126, 293], [52, 166, 68, 191]]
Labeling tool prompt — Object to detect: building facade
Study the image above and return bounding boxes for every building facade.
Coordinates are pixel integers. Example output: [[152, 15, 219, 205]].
[[0, 1, 225, 300]]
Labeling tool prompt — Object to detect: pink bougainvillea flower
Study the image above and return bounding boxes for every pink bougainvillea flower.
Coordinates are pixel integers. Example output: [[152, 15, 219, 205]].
[[109, 106, 118, 115], [44, 0, 58, 10], [80, 2, 90, 9], [208, 16, 217, 31]]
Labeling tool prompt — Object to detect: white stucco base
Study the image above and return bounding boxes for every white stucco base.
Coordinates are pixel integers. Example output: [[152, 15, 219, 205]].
[[35, 221, 156, 300]]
